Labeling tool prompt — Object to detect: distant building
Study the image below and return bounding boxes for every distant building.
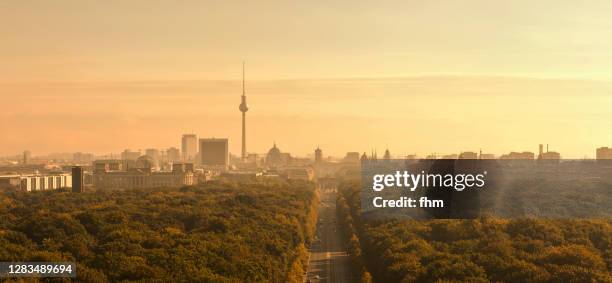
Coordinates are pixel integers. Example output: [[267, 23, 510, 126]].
[[93, 159, 133, 173], [441, 154, 458, 159], [145, 149, 161, 168], [479, 153, 495, 159], [285, 167, 314, 181], [220, 171, 261, 182], [0, 173, 72, 191], [540, 151, 561, 160], [360, 152, 368, 162], [383, 149, 391, 160], [0, 175, 21, 189], [246, 153, 260, 165], [500, 152, 535, 160], [266, 143, 292, 167], [315, 147, 323, 164], [93, 156, 195, 189], [266, 143, 282, 166], [73, 152, 94, 164], [72, 166, 84, 193], [166, 147, 180, 162], [596, 147, 612, 160], [459, 151, 478, 159], [22, 150, 31, 165], [121, 149, 141, 161], [199, 138, 229, 167], [538, 144, 560, 161], [343, 152, 360, 163], [182, 134, 198, 161], [172, 162, 194, 173]]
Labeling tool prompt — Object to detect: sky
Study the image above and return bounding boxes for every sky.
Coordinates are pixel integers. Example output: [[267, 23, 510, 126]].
[[1, 1, 612, 158]]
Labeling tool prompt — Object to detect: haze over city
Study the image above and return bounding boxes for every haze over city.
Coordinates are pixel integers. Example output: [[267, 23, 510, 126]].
[[1, 3, 612, 283], [2, 1, 612, 158]]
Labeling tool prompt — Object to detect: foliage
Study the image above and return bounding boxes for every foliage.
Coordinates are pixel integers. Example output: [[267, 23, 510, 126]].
[[338, 182, 612, 283], [0, 180, 317, 282], [336, 181, 372, 283]]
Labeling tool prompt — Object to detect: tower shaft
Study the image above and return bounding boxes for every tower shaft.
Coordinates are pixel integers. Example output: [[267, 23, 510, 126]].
[[239, 62, 249, 162], [242, 112, 246, 160]]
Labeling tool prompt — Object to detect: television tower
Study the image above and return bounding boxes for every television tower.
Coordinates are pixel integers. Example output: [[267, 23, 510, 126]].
[[239, 62, 249, 161]]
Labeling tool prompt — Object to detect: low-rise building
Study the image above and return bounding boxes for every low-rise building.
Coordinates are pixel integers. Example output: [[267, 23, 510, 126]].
[[0, 173, 72, 191], [596, 147, 612, 160], [500, 151, 535, 160], [285, 167, 314, 181], [93, 157, 195, 189], [459, 151, 478, 159]]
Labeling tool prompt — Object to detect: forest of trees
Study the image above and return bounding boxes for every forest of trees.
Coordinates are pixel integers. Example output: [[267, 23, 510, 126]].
[[337, 181, 612, 283], [0, 180, 318, 282], [337, 189, 372, 283]]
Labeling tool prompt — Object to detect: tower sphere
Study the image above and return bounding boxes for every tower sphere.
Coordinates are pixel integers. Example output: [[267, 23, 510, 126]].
[[239, 101, 249, 112]]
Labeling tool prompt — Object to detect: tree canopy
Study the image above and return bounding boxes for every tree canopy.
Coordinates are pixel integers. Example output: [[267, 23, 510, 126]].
[[337, 182, 612, 283], [0, 180, 317, 282]]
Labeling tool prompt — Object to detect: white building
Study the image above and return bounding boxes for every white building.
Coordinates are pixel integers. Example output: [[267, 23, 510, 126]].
[[0, 173, 72, 191]]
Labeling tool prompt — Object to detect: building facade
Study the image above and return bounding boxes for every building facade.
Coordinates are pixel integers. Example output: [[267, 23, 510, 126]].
[[0, 173, 72, 191], [121, 149, 141, 160], [93, 158, 195, 189], [596, 147, 612, 160], [72, 166, 84, 192], [199, 138, 229, 167], [166, 147, 181, 162], [182, 134, 198, 161]]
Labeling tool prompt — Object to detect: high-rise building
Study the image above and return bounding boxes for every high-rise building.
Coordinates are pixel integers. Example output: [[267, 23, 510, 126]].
[[182, 134, 198, 161], [121, 149, 141, 160], [23, 150, 31, 164], [72, 166, 84, 193], [145, 149, 160, 169], [167, 147, 180, 162], [199, 138, 229, 167]]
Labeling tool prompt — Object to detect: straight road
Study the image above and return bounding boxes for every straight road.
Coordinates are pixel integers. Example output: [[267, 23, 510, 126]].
[[305, 188, 351, 283]]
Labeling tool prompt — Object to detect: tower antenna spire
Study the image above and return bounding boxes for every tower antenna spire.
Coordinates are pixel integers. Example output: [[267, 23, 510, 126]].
[[242, 61, 245, 96]]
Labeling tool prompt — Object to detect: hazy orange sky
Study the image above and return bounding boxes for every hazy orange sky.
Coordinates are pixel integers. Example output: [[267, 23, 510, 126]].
[[1, 1, 612, 158]]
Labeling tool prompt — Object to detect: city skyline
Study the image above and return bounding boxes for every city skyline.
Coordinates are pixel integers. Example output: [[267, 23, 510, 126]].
[[5, 142, 612, 161], [1, 3, 611, 283], [2, 1, 612, 158], [2, 75, 612, 158]]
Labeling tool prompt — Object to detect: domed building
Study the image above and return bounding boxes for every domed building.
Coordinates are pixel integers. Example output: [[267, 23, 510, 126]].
[[135, 155, 153, 172], [383, 148, 391, 160], [266, 143, 283, 167]]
